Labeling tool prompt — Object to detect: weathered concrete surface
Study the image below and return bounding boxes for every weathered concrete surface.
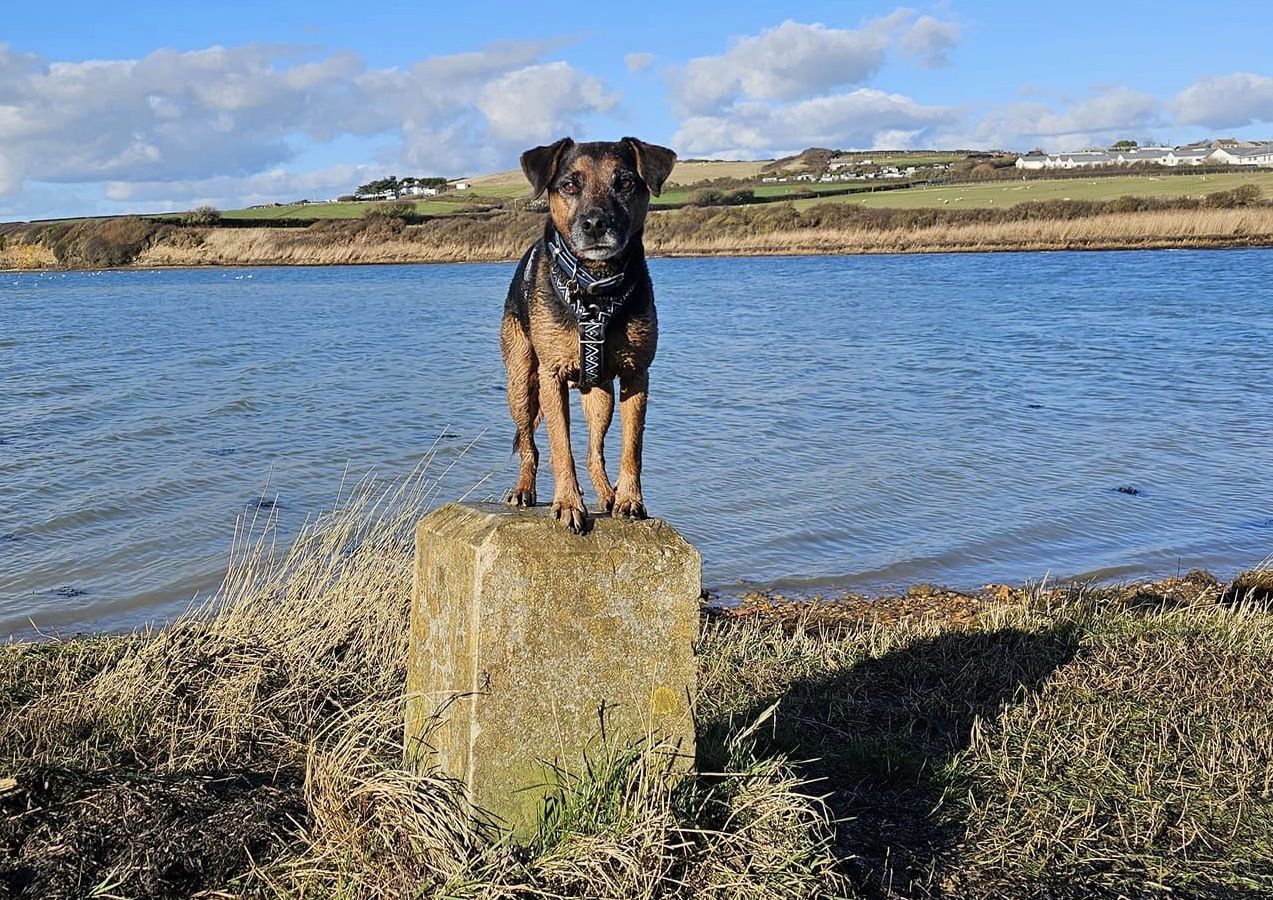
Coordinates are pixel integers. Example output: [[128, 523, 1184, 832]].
[[404, 502, 700, 837]]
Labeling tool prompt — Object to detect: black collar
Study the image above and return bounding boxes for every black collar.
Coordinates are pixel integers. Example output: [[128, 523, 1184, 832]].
[[529, 229, 641, 389], [545, 228, 633, 303]]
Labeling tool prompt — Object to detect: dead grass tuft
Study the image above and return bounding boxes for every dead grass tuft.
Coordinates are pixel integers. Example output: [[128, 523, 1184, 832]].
[[1222, 561, 1273, 606], [1, 452, 844, 899]]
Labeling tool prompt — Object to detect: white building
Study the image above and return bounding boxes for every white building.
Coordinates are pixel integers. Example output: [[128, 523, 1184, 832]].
[[1115, 147, 1172, 165], [1211, 143, 1273, 166], [1054, 151, 1115, 168], [1016, 140, 1273, 171], [1165, 148, 1213, 166]]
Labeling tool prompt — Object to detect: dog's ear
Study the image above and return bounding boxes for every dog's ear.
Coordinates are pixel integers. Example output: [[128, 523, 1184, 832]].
[[623, 137, 677, 197], [520, 137, 574, 199]]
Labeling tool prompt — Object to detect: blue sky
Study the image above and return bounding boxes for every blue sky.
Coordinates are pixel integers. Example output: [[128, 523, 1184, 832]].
[[3, 1, 1273, 218]]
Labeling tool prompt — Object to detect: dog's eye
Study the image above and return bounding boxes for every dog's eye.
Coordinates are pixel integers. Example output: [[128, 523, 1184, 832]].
[[615, 175, 636, 192], [560, 179, 581, 195]]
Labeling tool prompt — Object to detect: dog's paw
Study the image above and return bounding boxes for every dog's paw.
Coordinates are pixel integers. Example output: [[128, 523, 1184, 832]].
[[612, 494, 647, 520], [507, 484, 536, 508], [551, 494, 588, 533]]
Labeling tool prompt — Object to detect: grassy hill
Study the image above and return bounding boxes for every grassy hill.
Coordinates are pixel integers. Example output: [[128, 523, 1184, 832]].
[[213, 161, 1273, 222], [5, 150, 1273, 270], [792, 170, 1273, 211]]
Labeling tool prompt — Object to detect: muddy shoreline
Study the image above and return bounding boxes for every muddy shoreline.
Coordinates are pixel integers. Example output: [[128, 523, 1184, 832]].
[[4, 197, 1272, 271], [6, 232, 1273, 274]]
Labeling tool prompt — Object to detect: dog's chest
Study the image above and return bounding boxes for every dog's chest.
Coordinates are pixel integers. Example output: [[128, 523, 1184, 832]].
[[529, 288, 657, 382]]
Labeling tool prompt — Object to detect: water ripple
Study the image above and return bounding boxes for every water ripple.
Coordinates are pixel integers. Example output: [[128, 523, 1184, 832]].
[[3, 251, 1273, 634]]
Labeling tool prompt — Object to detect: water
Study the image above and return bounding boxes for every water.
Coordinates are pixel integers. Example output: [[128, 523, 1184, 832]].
[[3, 250, 1272, 636]]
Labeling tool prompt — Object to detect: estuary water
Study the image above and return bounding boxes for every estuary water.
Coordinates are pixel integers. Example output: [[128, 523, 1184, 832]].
[[3, 249, 1272, 636]]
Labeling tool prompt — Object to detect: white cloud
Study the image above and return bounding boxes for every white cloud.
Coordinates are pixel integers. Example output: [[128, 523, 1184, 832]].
[[1173, 73, 1273, 129], [101, 164, 376, 209], [674, 19, 890, 115], [0, 40, 617, 209], [670, 12, 962, 116], [674, 89, 961, 158], [664, 13, 963, 157], [899, 15, 961, 68], [967, 87, 1162, 151], [477, 62, 617, 144], [624, 52, 655, 74]]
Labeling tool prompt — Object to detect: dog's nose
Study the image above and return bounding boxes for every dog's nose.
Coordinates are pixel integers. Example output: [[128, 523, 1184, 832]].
[[579, 212, 609, 239]]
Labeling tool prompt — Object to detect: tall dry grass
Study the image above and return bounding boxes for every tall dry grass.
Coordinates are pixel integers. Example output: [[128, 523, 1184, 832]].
[[0, 448, 845, 899], [699, 575, 1273, 898], [7, 187, 1273, 271], [647, 207, 1273, 257], [136, 213, 542, 267], [128, 206, 1273, 269]]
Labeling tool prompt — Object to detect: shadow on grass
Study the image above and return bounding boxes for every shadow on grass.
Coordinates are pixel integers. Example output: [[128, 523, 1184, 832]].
[[700, 625, 1080, 899], [0, 766, 303, 900]]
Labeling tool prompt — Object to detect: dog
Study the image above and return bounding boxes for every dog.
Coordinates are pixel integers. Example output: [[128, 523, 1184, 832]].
[[501, 136, 677, 533]]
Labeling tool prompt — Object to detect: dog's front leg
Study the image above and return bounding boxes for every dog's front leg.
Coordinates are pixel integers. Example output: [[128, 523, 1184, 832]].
[[613, 369, 648, 519], [539, 367, 587, 532], [581, 382, 616, 513]]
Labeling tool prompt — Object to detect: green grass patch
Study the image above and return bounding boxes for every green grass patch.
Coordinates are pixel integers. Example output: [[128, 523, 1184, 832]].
[[221, 200, 462, 220], [795, 171, 1273, 211], [830, 152, 966, 167]]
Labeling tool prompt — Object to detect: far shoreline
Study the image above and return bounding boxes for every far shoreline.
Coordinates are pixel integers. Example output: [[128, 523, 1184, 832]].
[[4, 190, 1272, 270], [5, 232, 1273, 275]]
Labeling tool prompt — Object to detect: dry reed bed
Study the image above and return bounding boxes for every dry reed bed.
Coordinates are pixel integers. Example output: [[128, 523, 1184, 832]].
[[8, 195, 1271, 272], [649, 208, 1273, 257], [131, 207, 1273, 268]]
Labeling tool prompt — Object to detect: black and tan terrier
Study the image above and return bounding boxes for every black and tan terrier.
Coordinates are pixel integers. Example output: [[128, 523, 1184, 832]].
[[501, 136, 677, 533]]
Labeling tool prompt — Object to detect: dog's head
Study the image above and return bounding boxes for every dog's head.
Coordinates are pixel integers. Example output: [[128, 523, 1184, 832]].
[[521, 137, 677, 262]]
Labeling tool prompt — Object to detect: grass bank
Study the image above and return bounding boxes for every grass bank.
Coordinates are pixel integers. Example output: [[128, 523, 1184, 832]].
[[3, 184, 1272, 271], [2, 460, 1271, 898]]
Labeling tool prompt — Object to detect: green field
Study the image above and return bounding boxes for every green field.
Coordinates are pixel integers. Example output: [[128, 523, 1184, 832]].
[[654, 181, 859, 207], [834, 152, 966, 167], [791, 171, 1273, 211], [220, 181, 524, 220], [219, 200, 458, 220], [216, 170, 1273, 222]]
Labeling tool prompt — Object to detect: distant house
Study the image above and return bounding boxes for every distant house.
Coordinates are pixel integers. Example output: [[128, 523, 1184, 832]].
[[1013, 139, 1273, 171], [1054, 151, 1114, 168], [453, 181, 470, 190], [827, 155, 856, 170], [1211, 143, 1273, 166], [1165, 148, 1215, 166], [1115, 147, 1172, 165]]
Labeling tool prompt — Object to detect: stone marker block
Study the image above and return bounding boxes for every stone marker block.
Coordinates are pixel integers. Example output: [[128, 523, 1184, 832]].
[[405, 501, 700, 837]]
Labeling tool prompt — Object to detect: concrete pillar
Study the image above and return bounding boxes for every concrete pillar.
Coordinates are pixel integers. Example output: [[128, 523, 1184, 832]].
[[404, 502, 700, 837]]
